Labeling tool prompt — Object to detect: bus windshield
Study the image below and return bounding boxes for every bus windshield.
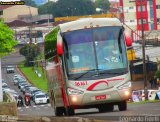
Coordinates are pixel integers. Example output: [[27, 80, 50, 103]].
[[63, 26, 128, 80]]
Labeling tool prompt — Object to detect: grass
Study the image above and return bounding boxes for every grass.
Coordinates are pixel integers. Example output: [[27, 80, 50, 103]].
[[18, 62, 48, 92], [128, 100, 160, 104]]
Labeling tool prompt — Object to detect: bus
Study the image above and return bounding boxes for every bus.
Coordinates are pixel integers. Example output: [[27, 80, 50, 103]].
[[45, 18, 132, 116]]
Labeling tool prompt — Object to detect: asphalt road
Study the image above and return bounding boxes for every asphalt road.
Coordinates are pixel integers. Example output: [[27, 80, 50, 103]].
[[2, 51, 160, 122]]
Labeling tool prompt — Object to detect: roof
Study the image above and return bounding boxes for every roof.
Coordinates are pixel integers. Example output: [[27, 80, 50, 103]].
[[0, 5, 14, 11], [59, 18, 122, 33], [6, 20, 31, 27]]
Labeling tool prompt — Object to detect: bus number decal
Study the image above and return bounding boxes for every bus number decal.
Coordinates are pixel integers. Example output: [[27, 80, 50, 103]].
[[75, 81, 88, 86]]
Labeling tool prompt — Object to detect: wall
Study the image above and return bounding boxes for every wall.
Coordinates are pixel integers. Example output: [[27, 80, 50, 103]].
[[2, 5, 38, 22]]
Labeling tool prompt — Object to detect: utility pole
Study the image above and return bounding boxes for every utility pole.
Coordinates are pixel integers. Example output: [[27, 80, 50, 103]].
[[28, 6, 33, 44], [129, 0, 148, 100], [140, 0, 148, 100]]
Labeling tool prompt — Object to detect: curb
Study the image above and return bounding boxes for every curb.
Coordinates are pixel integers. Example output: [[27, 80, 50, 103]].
[[16, 66, 33, 85]]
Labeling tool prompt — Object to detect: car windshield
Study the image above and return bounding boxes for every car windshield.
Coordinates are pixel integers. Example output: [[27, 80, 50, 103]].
[[63, 26, 128, 80], [36, 94, 46, 98]]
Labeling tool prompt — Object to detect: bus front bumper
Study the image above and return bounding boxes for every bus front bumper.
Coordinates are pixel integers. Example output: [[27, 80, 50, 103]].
[[68, 87, 131, 107]]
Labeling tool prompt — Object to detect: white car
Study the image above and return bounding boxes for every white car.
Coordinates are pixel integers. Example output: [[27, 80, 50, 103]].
[[34, 93, 48, 105], [6, 66, 15, 73]]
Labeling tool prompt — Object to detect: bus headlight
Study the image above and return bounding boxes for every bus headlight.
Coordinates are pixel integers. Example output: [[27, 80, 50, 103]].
[[67, 88, 84, 95], [124, 90, 130, 96], [117, 82, 131, 90]]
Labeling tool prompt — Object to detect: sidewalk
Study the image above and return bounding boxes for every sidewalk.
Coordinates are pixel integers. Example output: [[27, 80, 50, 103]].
[[131, 80, 159, 91]]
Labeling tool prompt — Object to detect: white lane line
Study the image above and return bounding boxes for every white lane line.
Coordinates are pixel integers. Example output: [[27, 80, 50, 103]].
[[18, 107, 21, 109], [40, 105, 45, 107], [33, 105, 37, 108], [19, 109, 24, 112], [25, 106, 29, 109]]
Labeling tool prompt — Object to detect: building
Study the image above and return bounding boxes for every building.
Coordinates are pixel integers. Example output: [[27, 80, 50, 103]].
[[0, 5, 38, 22], [119, 0, 160, 41], [109, 1, 120, 13]]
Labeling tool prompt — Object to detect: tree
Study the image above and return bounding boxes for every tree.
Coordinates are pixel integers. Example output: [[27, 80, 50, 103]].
[[38, 1, 55, 15], [0, 20, 17, 57], [19, 44, 40, 66], [0, 20, 17, 102], [95, 0, 110, 13], [54, 0, 96, 17], [24, 0, 37, 7], [38, 0, 96, 18]]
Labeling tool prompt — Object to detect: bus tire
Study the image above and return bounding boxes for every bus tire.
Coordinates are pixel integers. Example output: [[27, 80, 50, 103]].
[[118, 101, 127, 111], [65, 107, 75, 116], [55, 107, 65, 116]]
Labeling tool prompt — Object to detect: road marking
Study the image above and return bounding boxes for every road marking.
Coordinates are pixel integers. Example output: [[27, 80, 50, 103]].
[[18, 107, 21, 109], [40, 105, 45, 107], [19, 109, 24, 112], [33, 105, 37, 108], [25, 106, 29, 109]]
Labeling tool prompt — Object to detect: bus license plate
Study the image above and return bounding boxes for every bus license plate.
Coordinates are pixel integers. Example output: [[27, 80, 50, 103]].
[[95, 95, 107, 100]]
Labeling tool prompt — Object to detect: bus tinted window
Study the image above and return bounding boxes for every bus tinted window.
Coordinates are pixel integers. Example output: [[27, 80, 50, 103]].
[[63, 26, 128, 80]]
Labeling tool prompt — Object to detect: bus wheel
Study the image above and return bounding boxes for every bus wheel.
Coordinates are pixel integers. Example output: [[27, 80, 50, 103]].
[[65, 107, 75, 116], [55, 107, 65, 116], [118, 101, 127, 111]]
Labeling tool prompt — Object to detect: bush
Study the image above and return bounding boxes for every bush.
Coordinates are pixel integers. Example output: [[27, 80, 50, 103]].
[[155, 69, 160, 78]]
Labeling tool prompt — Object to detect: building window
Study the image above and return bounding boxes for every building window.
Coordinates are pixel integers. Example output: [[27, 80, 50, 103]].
[[130, 20, 135, 22], [156, 5, 160, 9], [138, 6, 145, 12], [0, 11, 3, 15], [129, 6, 134, 9], [157, 18, 160, 23], [138, 19, 147, 24]]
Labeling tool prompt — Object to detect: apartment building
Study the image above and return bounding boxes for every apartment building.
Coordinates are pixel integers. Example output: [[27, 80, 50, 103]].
[[119, 0, 160, 41], [0, 5, 38, 22]]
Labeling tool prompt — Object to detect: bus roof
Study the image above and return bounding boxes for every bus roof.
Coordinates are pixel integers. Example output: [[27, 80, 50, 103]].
[[59, 18, 122, 33]]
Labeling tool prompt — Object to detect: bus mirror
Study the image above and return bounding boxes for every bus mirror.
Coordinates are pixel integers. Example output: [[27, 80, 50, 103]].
[[125, 32, 132, 47]]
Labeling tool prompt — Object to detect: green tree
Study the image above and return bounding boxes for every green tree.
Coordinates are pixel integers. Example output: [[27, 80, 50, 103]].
[[155, 69, 160, 78], [0, 19, 17, 102], [38, 0, 96, 18], [54, 0, 96, 17], [24, 0, 37, 7], [95, 0, 110, 13], [38, 1, 55, 15], [0, 20, 17, 57], [19, 44, 40, 66]]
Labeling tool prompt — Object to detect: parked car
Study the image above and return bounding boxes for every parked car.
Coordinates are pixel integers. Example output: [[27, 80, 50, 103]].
[[34, 93, 48, 105], [132, 89, 159, 101]]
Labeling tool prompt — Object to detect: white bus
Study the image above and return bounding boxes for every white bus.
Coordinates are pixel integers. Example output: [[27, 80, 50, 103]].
[[45, 18, 132, 116]]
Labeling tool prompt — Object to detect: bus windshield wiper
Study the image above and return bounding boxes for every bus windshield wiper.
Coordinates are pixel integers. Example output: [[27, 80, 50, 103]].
[[98, 71, 125, 75], [74, 69, 101, 80]]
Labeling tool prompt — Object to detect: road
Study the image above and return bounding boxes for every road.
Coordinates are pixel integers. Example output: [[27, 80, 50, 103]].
[[2, 51, 160, 122]]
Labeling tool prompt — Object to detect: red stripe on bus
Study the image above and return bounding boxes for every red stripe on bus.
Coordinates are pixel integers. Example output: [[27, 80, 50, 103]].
[[87, 80, 108, 91]]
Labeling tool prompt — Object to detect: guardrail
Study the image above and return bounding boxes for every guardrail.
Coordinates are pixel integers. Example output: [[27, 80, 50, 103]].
[[0, 92, 17, 116]]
